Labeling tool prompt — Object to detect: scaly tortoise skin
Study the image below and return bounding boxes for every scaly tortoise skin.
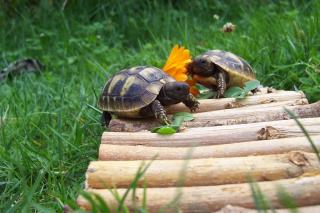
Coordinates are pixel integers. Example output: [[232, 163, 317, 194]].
[[187, 50, 256, 98], [98, 66, 199, 126]]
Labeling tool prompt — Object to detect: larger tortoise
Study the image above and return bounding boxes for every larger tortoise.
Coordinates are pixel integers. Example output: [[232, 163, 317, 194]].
[[98, 66, 199, 126], [187, 50, 256, 98]]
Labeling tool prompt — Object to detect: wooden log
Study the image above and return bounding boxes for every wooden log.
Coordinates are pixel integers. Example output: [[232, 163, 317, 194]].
[[99, 135, 320, 161], [109, 101, 320, 132], [167, 90, 307, 114], [86, 151, 320, 188], [102, 118, 320, 147], [217, 98, 308, 110], [214, 205, 320, 213], [77, 175, 320, 212], [168, 99, 308, 116]]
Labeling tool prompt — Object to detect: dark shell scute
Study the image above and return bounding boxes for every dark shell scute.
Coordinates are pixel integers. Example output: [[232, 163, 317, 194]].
[[124, 83, 145, 97], [108, 80, 124, 96]]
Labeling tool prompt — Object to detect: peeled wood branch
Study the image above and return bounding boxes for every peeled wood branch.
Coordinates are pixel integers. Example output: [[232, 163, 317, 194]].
[[185, 101, 320, 128], [167, 90, 307, 114], [109, 101, 320, 132], [168, 99, 308, 116], [99, 135, 320, 160], [102, 118, 320, 147], [77, 175, 320, 212], [86, 151, 320, 188], [214, 205, 320, 213], [218, 98, 307, 110]]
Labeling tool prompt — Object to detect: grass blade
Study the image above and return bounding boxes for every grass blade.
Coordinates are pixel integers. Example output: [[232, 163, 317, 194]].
[[284, 107, 320, 162]]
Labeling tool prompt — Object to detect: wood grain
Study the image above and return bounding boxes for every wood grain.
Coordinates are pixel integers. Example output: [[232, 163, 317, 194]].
[[167, 90, 306, 114], [78, 175, 320, 212], [87, 151, 320, 188], [102, 118, 320, 147], [99, 135, 320, 160], [109, 101, 320, 132]]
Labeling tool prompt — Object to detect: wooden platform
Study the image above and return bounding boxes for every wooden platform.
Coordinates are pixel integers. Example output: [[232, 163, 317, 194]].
[[77, 89, 320, 212]]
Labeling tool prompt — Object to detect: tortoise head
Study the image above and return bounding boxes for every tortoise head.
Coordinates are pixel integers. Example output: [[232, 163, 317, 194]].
[[158, 81, 190, 104], [187, 56, 214, 77]]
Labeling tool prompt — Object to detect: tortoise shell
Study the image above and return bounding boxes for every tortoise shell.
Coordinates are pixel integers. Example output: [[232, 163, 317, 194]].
[[195, 50, 255, 87], [98, 66, 175, 114]]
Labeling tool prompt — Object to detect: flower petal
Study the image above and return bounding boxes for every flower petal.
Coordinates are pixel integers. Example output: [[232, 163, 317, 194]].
[[174, 73, 188, 81], [163, 45, 192, 82]]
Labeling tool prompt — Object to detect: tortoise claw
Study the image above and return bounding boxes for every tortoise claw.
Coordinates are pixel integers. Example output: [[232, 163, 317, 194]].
[[190, 100, 200, 112], [214, 91, 223, 99], [184, 94, 200, 112], [159, 113, 171, 125], [152, 100, 170, 125]]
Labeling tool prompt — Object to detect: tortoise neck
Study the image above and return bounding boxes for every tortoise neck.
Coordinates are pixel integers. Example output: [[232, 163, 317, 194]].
[[157, 87, 180, 106]]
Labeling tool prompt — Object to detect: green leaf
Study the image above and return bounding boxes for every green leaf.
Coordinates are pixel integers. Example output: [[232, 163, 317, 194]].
[[151, 112, 194, 134], [197, 90, 216, 99], [243, 80, 261, 92], [195, 83, 209, 91], [234, 90, 249, 100], [151, 126, 162, 133], [172, 116, 184, 127], [224, 86, 244, 98], [172, 112, 194, 128], [155, 126, 177, 135], [169, 124, 181, 130], [151, 124, 180, 133], [172, 112, 194, 122]]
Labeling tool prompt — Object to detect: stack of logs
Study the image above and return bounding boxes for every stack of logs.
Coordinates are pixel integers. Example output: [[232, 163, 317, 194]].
[[77, 88, 320, 212]]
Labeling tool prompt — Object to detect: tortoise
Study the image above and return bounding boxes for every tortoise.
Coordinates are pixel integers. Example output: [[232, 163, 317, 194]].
[[98, 66, 199, 126], [187, 50, 256, 98]]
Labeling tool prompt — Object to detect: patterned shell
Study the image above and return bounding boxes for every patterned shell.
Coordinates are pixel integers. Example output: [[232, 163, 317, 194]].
[[98, 66, 175, 112], [198, 50, 256, 80]]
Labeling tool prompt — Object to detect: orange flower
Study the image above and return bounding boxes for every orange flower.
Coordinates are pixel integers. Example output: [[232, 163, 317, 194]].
[[162, 45, 191, 81], [163, 45, 200, 96], [186, 78, 200, 96]]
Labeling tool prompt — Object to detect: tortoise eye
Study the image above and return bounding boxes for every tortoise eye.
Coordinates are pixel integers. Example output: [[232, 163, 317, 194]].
[[199, 59, 207, 64]]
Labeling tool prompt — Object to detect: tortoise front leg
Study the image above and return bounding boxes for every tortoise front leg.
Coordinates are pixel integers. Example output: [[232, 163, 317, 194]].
[[215, 71, 227, 98], [151, 100, 170, 125], [183, 94, 200, 112]]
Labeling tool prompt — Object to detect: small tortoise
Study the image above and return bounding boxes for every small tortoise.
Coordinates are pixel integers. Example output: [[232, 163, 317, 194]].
[[187, 50, 256, 98], [98, 66, 199, 126]]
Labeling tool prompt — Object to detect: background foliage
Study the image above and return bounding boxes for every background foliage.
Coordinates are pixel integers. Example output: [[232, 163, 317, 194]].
[[0, 0, 319, 212]]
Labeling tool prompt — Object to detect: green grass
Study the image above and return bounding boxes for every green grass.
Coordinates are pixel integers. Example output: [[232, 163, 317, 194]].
[[1, 0, 320, 212]]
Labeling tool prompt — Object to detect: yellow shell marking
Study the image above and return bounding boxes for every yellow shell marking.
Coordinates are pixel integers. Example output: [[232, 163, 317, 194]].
[[139, 68, 158, 81], [227, 70, 254, 87], [146, 83, 161, 95], [225, 52, 244, 70], [120, 75, 137, 96], [107, 74, 126, 94], [206, 55, 220, 61], [160, 79, 166, 84]]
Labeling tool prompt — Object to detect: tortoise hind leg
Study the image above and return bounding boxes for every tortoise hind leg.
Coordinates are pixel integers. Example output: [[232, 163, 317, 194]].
[[215, 71, 228, 98], [101, 111, 112, 127], [151, 100, 170, 125]]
